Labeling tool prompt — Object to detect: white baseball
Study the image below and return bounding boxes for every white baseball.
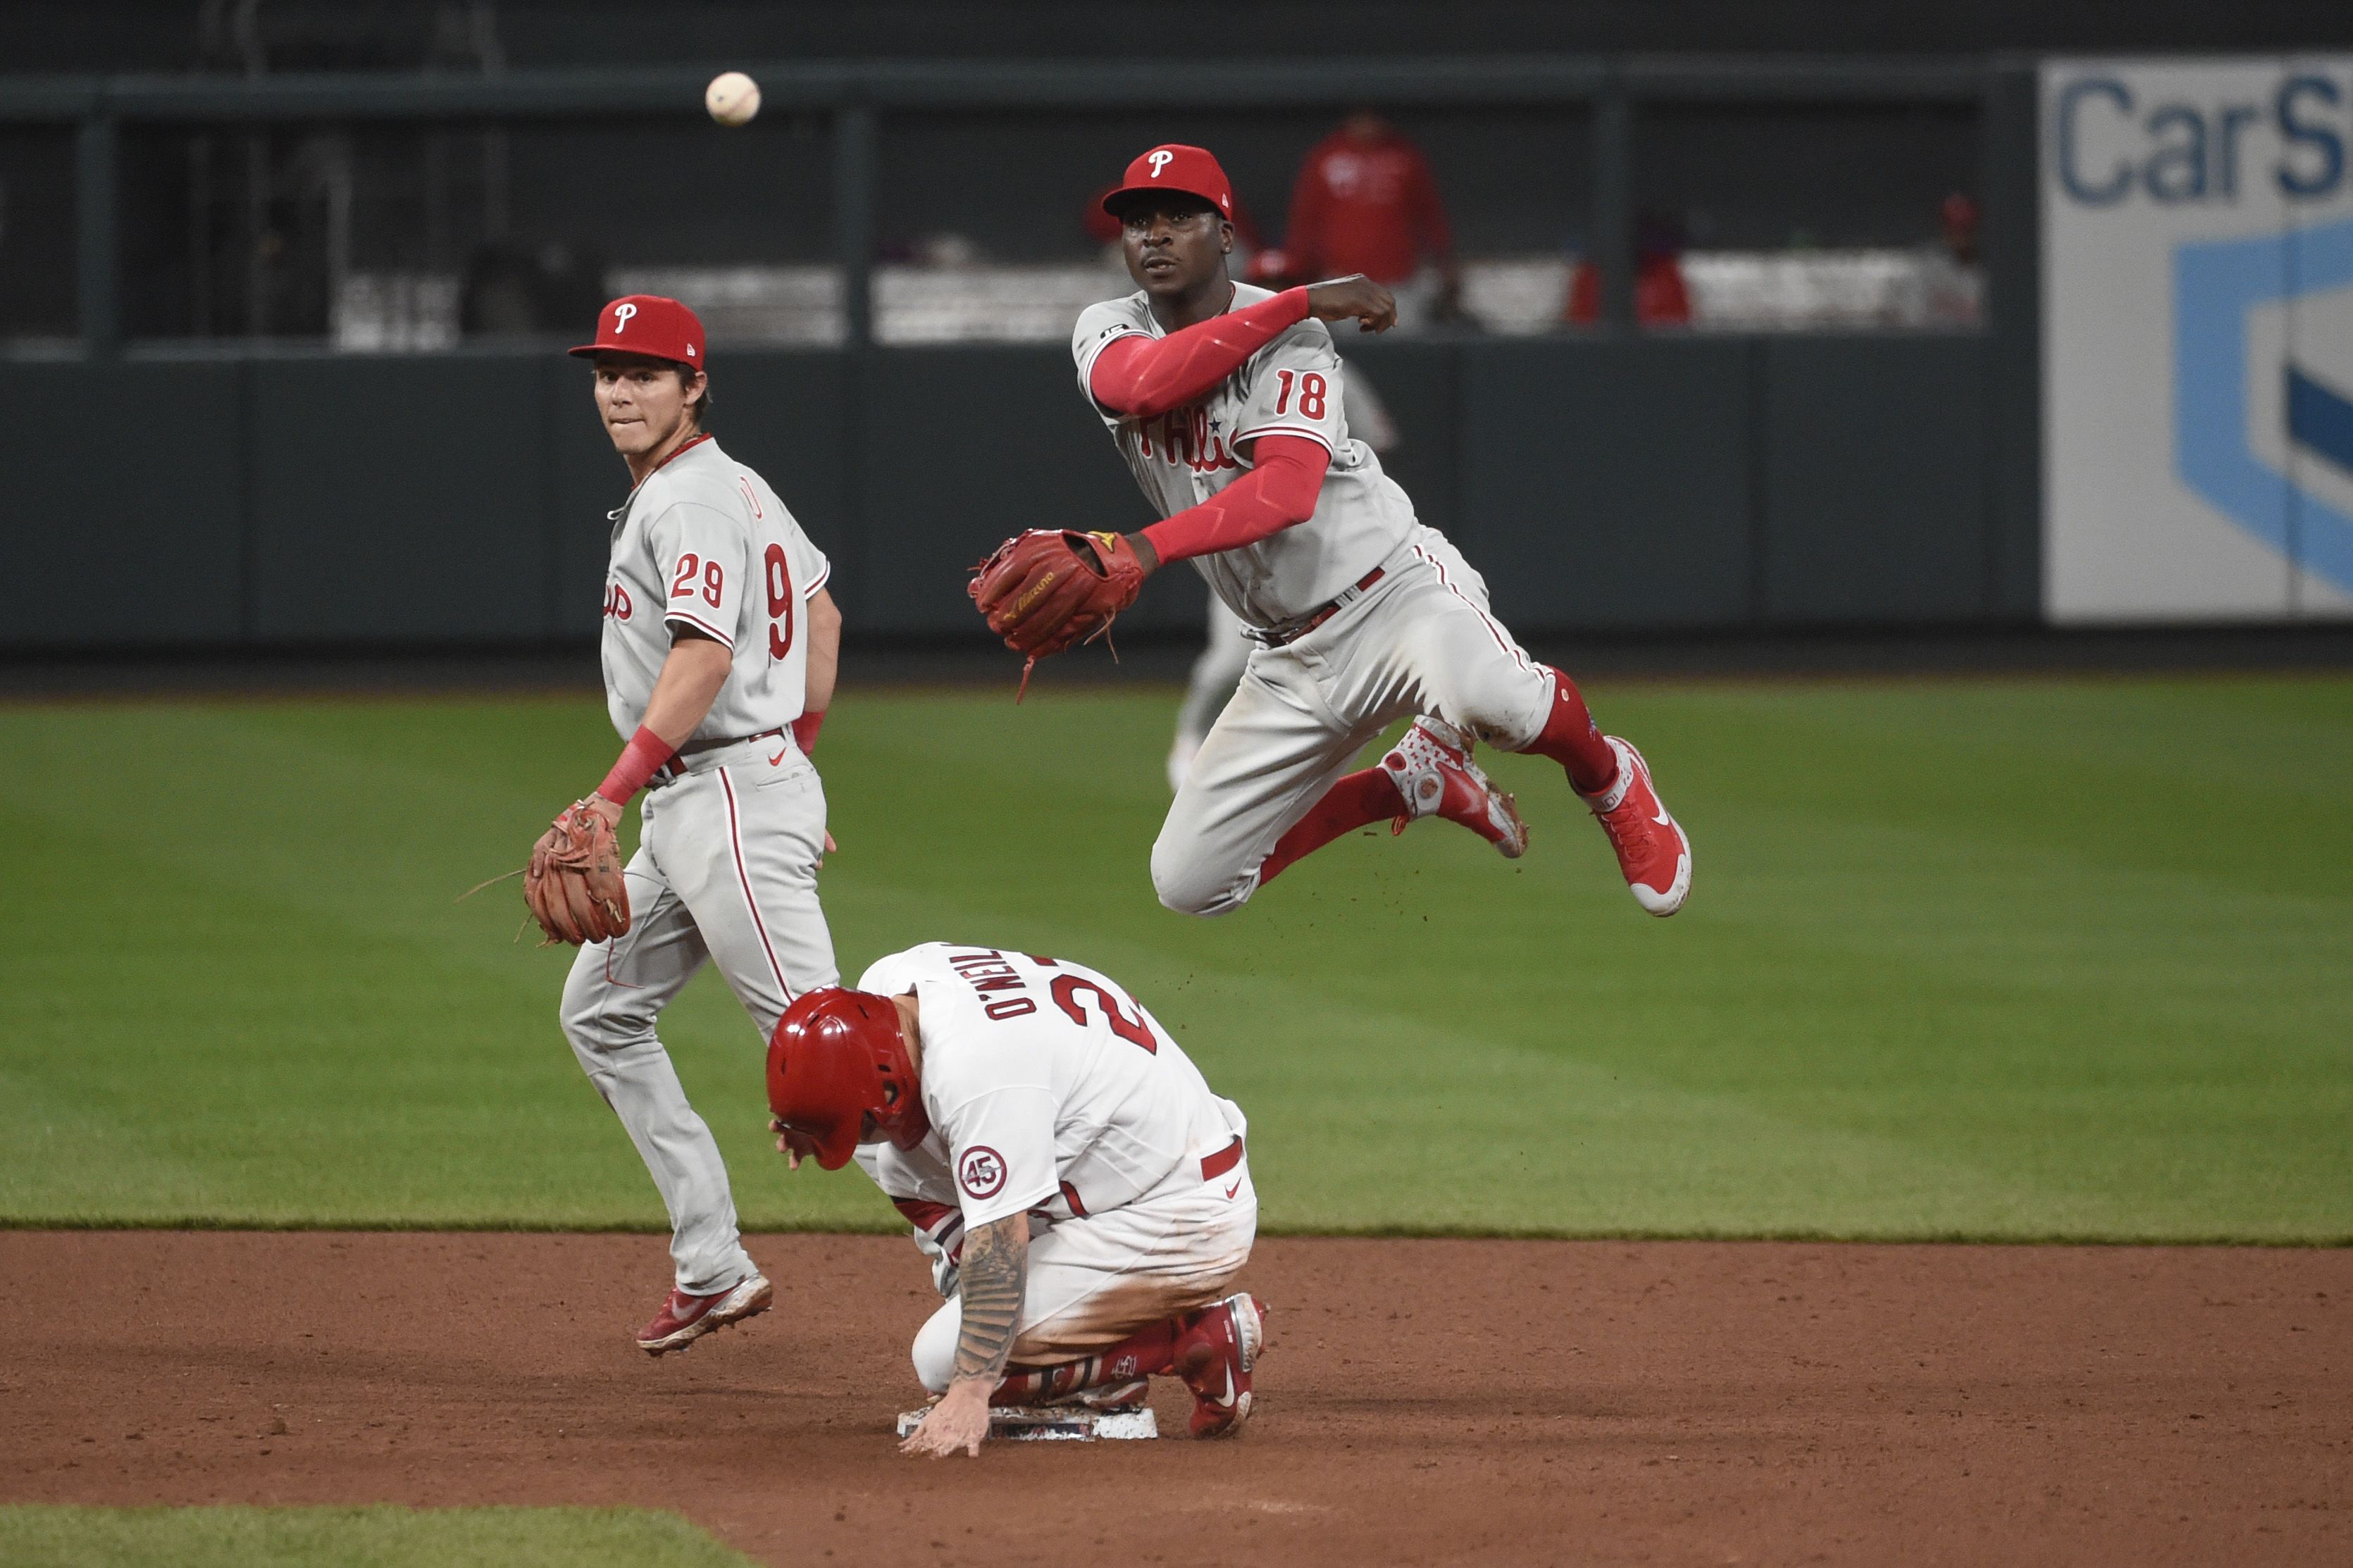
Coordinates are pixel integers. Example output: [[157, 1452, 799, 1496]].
[[704, 71, 761, 127]]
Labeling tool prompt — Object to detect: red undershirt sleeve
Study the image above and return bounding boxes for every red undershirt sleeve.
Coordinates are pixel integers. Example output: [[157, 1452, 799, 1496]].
[[1088, 288, 1312, 418], [1140, 433, 1332, 564]]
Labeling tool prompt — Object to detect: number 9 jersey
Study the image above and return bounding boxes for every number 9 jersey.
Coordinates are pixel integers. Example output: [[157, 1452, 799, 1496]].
[[598, 433, 833, 745]]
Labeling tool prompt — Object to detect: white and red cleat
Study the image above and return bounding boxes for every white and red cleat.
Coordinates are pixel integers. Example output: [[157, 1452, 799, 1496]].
[[635, 1272, 773, 1356], [1382, 718, 1529, 859], [1579, 736, 1691, 916], [1174, 1293, 1267, 1438]]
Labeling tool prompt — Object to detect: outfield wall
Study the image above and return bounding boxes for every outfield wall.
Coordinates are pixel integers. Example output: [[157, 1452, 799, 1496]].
[[12, 332, 2028, 650]]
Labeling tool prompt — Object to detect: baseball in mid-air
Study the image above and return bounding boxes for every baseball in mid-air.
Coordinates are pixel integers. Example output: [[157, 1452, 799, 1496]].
[[704, 71, 761, 127]]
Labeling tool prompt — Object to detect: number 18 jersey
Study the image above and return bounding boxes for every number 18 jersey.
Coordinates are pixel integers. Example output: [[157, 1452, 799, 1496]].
[[1071, 280, 1417, 630], [599, 434, 832, 745]]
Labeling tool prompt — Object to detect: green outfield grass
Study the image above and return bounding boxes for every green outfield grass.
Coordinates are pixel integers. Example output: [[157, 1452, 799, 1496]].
[[4, 674, 2348, 1242], [0, 1505, 753, 1567]]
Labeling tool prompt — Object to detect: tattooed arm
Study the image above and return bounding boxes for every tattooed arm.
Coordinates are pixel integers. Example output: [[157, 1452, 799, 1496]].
[[900, 1214, 1031, 1458]]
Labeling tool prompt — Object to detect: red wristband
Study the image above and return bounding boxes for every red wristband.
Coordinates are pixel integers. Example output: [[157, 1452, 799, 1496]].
[[790, 710, 824, 757], [597, 725, 677, 806]]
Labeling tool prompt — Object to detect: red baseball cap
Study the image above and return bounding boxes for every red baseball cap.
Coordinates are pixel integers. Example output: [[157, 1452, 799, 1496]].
[[1102, 144, 1234, 222], [569, 294, 706, 366]]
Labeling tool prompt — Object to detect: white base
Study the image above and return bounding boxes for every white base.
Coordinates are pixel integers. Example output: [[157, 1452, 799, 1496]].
[[895, 1405, 1159, 1442]]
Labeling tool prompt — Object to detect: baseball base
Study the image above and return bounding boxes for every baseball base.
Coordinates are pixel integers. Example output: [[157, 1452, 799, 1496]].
[[894, 1405, 1160, 1442]]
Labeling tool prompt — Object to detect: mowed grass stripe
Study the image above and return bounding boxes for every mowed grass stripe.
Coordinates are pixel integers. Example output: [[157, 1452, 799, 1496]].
[[0, 1505, 755, 1568], [1, 678, 2346, 1240]]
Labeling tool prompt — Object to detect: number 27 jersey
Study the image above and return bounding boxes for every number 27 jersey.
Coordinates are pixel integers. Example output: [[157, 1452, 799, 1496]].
[[599, 434, 832, 745]]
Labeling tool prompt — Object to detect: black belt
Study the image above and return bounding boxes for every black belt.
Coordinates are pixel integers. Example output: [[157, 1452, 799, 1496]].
[[651, 727, 786, 785], [1258, 566, 1385, 647], [681, 726, 783, 758]]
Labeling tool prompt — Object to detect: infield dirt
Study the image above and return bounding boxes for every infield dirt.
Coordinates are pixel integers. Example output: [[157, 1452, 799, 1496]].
[[4, 1232, 2345, 1566]]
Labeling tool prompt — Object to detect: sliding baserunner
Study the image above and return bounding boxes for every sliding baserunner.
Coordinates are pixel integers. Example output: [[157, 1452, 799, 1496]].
[[767, 944, 1265, 1455]]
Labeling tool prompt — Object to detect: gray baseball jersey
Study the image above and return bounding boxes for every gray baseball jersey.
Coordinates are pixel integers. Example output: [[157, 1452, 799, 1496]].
[[1071, 282, 1417, 630], [600, 433, 831, 744]]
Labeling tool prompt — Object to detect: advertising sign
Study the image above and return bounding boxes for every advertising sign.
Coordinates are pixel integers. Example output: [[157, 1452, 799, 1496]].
[[2044, 58, 2353, 620]]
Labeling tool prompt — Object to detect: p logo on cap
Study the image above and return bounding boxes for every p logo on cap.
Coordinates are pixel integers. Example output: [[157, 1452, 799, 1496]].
[[1103, 144, 1236, 222], [570, 294, 707, 366]]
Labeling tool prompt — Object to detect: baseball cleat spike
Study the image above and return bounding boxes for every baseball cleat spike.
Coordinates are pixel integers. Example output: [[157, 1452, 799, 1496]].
[[1381, 717, 1529, 858], [635, 1273, 773, 1356]]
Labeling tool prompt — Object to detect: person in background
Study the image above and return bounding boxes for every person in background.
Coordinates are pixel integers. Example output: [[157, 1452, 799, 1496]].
[[1565, 211, 1691, 329], [1915, 192, 1985, 328], [1281, 111, 1463, 330]]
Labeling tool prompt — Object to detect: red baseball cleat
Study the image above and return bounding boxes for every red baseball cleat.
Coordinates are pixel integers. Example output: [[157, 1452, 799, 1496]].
[[1173, 1293, 1268, 1438], [1579, 737, 1691, 916], [1381, 718, 1529, 858], [635, 1272, 773, 1356]]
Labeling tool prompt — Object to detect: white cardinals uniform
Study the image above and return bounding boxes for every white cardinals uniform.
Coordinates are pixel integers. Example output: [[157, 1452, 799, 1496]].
[[848, 943, 1256, 1393], [1072, 283, 1556, 915], [561, 432, 839, 1296]]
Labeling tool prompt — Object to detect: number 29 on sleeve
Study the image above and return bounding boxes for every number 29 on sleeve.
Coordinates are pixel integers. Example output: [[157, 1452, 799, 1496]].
[[670, 553, 724, 608]]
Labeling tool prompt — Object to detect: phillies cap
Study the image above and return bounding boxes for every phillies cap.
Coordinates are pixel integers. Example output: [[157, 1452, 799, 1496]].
[[1102, 144, 1234, 221], [569, 294, 706, 366]]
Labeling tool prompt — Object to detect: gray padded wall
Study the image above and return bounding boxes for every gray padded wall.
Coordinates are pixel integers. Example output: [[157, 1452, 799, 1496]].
[[1461, 339, 1756, 635], [0, 335, 2016, 650], [1758, 335, 1989, 623], [850, 347, 1205, 637], [7, 359, 247, 646], [244, 355, 551, 641]]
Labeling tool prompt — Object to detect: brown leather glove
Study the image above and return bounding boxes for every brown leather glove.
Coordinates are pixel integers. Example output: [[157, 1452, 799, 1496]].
[[523, 799, 631, 945], [968, 529, 1148, 664]]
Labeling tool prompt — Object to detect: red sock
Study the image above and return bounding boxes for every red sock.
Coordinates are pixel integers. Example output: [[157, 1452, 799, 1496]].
[[1516, 667, 1619, 796], [1257, 767, 1403, 888], [993, 1319, 1179, 1405]]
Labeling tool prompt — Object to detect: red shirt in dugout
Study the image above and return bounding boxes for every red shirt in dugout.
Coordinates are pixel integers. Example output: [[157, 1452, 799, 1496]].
[[1282, 125, 1455, 285]]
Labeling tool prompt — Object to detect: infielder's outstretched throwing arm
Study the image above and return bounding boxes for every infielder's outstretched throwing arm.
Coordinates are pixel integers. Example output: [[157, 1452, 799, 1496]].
[[532, 295, 844, 1357], [767, 946, 1265, 1455], [969, 144, 1691, 917]]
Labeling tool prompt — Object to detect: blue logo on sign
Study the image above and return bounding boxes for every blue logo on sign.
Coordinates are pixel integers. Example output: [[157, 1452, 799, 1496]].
[[2175, 217, 2353, 592]]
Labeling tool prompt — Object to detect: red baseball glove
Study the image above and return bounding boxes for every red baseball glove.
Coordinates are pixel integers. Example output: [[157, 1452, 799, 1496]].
[[968, 529, 1148, 674], [523, 799, 631, 945]]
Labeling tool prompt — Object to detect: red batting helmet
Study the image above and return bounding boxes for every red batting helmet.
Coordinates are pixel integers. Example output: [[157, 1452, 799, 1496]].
[[1102, 144, 1234, 222], [766, 988, 929, 1171], [569, 294, 706, 366]]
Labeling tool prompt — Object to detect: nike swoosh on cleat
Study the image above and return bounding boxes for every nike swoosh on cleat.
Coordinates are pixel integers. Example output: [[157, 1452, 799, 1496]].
[[1205, 1366, 1237, 1408]]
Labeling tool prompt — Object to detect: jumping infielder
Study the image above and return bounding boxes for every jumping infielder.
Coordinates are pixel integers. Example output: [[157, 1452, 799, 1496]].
[[973, 144, 1690, 916], [766, 945, 1264, 1455], [1166, 359, 1398, 792], [552, 294, 842, 1353]]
